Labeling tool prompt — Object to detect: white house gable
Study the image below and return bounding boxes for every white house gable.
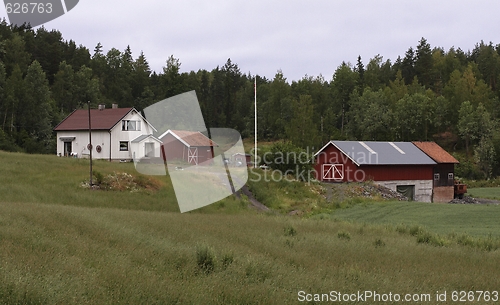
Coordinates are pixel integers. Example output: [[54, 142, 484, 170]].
[[54, 107, 159, 161]]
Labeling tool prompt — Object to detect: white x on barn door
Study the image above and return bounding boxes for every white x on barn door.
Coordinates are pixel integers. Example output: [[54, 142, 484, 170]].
[[322, 164, 344, 180], [188, 147, 198, 165]]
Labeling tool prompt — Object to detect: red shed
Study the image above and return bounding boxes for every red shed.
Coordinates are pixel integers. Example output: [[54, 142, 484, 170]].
[[159, 130, 217, 165], [314, 141, 436, 202]]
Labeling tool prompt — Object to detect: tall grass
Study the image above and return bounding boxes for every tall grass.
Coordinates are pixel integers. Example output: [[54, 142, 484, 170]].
[[1, 202, 499, 304], [2, 151, 500, 303], [0, 151, 247, 214]]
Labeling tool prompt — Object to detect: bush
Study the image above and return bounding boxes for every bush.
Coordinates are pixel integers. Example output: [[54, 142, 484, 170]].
[[337, 231, 351, 240], [284, 225, 297, 237], [221, 252, 234, 269], [455, 157, 486, 180], [416, 232, 445, 247], [374, 238, 386, 247], [195, 245, 216, 274], [264, 141, 313, 181], [409, 225, 424, 236], [92, 170, 104, 185], [85, 171, 161, 192]]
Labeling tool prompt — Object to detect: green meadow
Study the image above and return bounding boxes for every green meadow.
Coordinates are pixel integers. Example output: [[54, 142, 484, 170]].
[[1, 151, 500, 304], [328, 201, 500, 238], [468, 187, 500, 200]]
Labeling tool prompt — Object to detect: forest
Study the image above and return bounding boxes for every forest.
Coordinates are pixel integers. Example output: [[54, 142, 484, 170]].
[[0, 20, 499, 179]]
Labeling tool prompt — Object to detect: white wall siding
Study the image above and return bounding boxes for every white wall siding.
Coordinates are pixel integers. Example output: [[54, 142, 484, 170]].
[[56, 110, 156, 161]]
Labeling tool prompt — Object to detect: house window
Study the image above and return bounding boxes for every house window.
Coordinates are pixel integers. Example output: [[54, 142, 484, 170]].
[[122, 120, 141, 131], [434, 173, 440, 181], [448, 173, 454, 180], [120, 141, 129, 151]]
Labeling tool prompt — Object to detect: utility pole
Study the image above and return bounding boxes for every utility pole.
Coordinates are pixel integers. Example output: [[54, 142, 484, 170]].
[[254, 76, 257, 168], [88, 101, 93, 186]]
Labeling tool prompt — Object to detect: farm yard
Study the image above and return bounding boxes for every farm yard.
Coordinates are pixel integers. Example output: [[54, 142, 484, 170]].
[[1, 150, 500, 304]]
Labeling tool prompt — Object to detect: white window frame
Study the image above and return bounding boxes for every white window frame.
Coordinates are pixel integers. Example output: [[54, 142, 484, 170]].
[[119, 141, 129, 151], [122, 120, 141, 131]]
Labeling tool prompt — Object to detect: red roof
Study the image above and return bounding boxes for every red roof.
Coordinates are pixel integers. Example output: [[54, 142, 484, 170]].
[[413, 141, 459, 164], [161, 130, 217, 147], [54, 108, 133, 131]]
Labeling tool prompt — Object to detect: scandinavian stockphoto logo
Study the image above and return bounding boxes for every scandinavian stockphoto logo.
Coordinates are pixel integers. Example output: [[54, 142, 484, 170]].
[[131, 91, 248, 213], [4, 0, 78, 27]]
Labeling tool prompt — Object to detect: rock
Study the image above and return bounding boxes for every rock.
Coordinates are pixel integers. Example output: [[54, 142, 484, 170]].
[[449, 196, 479, 204]]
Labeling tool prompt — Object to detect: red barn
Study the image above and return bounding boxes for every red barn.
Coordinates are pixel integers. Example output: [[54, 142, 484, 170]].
[[413, 141, 459, 202], [314, 141, 437, 202], [159, 130, 217, 165]]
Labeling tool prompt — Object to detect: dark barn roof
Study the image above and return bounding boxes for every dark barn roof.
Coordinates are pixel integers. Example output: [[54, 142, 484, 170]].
[[315, 141, 436, 166], [54, 107, 134, 131]]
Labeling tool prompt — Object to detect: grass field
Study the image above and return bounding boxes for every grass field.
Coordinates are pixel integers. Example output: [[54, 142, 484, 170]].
[[468, 187, 500, 200], [1, 150, 500, 304], [327, 201, 500, 238]]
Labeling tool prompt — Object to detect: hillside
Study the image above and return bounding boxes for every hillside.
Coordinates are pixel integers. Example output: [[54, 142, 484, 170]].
[[1, 21, 500, 183], [1, 151, 500, 304]]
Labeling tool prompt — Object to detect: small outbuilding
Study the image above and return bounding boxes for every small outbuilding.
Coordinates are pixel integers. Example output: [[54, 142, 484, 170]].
[[413, 141, 459, 202], [231, 153, 252, 167], [159, 130, 217, 165], [314, 141, 437, 202]]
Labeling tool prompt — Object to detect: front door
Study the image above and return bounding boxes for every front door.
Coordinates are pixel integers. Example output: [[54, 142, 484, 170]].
[[64, 141, 72, 157], [145, 143, 155, 157]]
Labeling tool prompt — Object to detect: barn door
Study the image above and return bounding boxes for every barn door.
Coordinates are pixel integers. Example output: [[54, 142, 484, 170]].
[[397, 185, 415, 201], [188, 147, 198, 165], [322, 164, 344, 180]]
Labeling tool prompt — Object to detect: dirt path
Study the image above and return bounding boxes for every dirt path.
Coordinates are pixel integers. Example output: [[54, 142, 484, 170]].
[[476, 198, 500, 205], [239, 185, 270, 211], [449, 196, 500, 205]]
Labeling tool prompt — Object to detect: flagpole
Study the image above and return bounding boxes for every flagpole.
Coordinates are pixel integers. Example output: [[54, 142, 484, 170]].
[[254, 76, 257, 168]]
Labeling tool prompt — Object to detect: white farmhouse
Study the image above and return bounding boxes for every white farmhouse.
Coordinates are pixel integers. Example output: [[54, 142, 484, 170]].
[[53, 105, 161, 161]]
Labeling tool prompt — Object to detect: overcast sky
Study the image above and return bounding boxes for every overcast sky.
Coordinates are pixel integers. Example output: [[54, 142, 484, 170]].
[[2, 0, 500, 82]]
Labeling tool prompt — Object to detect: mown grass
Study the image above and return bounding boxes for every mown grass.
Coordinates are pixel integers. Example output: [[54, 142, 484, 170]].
[[468, 187, 500, 200], [328, 200, 500, 237]]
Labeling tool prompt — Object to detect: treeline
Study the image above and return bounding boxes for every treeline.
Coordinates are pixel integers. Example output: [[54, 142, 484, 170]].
[[0, 20, 499, 178]]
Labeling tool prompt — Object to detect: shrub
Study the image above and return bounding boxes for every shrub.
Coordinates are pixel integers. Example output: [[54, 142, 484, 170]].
[[195, 245, 216, 274], [409, 225, 424, 236], [416, 232, 445, 247], [265, 141, 313, 181], [395, 224, 409, 234], [374, 238, 386, 247], [92, 170, 104, 185], [221, 252, 234, 269], [337, 231, 351, 240], [284, 225, 297, 237]]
